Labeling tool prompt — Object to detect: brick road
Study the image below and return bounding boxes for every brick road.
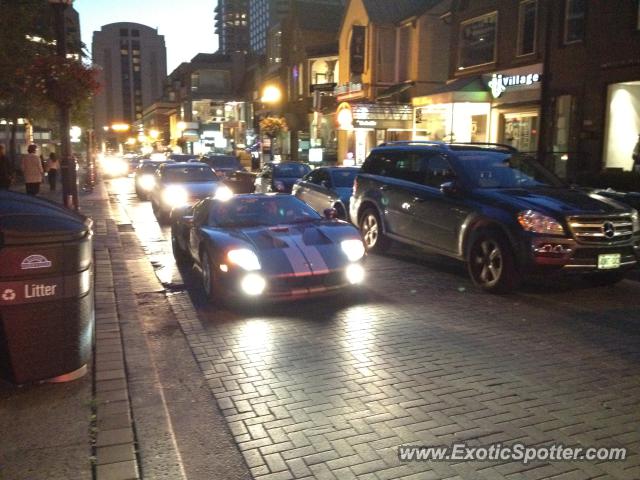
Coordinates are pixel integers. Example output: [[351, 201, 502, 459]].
[[113, 177, 640, 480]]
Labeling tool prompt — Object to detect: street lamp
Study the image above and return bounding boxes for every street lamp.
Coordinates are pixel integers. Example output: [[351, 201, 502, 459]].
[[48, 0, 77, 210], [260, 85, 283, 164]]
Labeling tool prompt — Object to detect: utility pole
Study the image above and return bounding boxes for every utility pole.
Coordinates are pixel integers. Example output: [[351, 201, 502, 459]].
[[49, 0, 78, 210]]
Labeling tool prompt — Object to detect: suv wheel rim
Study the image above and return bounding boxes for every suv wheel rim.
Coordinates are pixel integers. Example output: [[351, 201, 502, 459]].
[[362, 214, 379, 248], [473, 239, 502, 286]]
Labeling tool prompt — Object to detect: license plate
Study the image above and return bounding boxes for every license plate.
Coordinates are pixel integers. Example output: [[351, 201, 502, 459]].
[[598, 253, 621, 270]]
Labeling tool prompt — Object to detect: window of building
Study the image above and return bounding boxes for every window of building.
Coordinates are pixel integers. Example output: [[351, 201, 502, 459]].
[[564, 0, 586, 44], [377, 27, 396, 83], [517, 0, 537, 56], [119, 28, 128, 37], [397, 24, 412, 82], [131, 29, 140, 37], [458, 12, 497, 69]]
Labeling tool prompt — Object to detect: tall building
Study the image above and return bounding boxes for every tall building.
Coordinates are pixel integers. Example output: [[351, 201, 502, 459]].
[[92, 22, 167, 136], [249, 0, 291, 54], [215, 0, 250, 54]]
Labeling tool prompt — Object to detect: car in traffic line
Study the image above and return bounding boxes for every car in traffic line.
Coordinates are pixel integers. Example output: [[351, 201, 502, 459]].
[[149, 162, 231, 223], [199, 154, 243, 180], [171, 194, 366, 304], [350, 141, 640, 293], [134, 159, 169, 199], [254, 162, 311, 193], [293, 166, 359, 220]]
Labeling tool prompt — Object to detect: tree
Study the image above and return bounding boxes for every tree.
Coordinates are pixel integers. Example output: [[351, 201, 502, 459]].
[[0, 0, 52, 163], [0, 0, 99, 166]]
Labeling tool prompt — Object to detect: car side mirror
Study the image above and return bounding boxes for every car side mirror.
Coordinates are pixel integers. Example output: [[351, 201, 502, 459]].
[[324, 208, 337, 220], [440, 181, 460, 196]]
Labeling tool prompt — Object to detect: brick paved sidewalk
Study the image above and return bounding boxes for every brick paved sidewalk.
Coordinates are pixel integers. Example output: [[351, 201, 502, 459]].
[[1, 179, 251, 479]]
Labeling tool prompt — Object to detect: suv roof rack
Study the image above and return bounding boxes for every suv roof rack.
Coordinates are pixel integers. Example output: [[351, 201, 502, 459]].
[[378, 141, 447, 147], [446, 142, 518, 152], [376, 140, 519, 153]]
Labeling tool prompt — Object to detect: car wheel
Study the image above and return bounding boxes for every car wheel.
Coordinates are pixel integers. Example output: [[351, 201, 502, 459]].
[[171, 224, 191, 264], [201, 249, 219, 303], [359, 208, 390, 254], [582, 271, 625, 287], [467, 230, 519, 293]]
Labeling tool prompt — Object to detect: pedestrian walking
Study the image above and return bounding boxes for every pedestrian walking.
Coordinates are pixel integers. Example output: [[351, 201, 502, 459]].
[[0, 144, 14, 189], [21, 144, 43, 195], [47, 152, 60, 191]]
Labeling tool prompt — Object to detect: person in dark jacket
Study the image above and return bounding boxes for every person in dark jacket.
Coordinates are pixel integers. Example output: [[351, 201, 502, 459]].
[[0, 144, 13, 189]]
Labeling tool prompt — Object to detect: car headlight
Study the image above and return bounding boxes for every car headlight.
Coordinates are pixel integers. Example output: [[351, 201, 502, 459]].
[[346, 263, 365, 284], [105, 159, 127, 176], [341, 239, 365, 262], [274, 180, 285, 192], [241, 273, 266, 296], [162, 186, 189, 207], [215, 185, 233, 201], [517, 210, 565, 235], [631, 209, 640, 232], [227, 248, 261, 271], [138, 174, 155, 191]]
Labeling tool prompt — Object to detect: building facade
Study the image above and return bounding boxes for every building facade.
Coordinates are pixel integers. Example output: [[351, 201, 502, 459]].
[[249, 0, 292, 55], [336, 0, 451, 164], [215, 0, 250, 54], [415, 0, 640, 179], [93, 22, 167, 146], [164, 53, 248, 154]]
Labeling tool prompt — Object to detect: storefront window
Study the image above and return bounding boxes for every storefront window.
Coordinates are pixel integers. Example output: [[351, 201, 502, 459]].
[[414, 103, 490, 143], [604, 82, 640, 171], [458, 13, 497, 69], [518, 0, 537, 56], [502, 113, 538, 153], [564, 0, 586, 44]]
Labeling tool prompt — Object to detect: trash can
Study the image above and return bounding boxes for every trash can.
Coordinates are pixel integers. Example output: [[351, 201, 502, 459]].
[[0, 191, 94, 384]]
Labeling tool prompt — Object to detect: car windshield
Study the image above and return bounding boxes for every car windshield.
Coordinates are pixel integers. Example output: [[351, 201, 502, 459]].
[[163, 166, 218, 183], [455, 151, 564, 189], [207, 156, 240, 169], [330, 169, 359, 188], [274, 163, 311, 178], [209, 196, 321, 228]]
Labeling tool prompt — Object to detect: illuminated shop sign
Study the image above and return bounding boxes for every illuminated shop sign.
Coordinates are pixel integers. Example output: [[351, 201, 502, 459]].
[[488, 72, 541, 98]]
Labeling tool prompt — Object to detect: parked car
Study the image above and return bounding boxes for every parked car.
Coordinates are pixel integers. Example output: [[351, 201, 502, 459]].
[[224, 170, 257, 194], [134, 160, 168, 199], [149, 162, 230, 223], [293, 167, 360, 220], [100, 155, 129, 178], [254, 162, 312, 193], [350, 141, 640, 292], [200, 154, 243, 179], [171, 194, 366, 304], [123, 154, 142, 175]]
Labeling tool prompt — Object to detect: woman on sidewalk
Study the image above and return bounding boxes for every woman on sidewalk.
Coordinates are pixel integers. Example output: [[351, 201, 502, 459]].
[[21, 144, 43, 195], [47, 152, 60, 192]]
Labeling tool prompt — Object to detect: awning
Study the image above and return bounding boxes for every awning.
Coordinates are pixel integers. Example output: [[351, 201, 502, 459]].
[[413, 76, 491, 106], [376, 81, 415, 101]]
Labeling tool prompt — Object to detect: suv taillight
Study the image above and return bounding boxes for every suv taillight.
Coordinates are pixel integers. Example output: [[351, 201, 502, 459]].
[[352, 177, 358, 196]]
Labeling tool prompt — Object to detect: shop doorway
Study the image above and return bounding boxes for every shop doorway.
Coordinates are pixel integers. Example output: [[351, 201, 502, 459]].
[[604, 81, 640, 171], [501, 112, 539, 153]]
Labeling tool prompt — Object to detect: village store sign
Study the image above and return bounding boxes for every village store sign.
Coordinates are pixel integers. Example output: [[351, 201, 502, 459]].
[[485, 66, 542, 99]]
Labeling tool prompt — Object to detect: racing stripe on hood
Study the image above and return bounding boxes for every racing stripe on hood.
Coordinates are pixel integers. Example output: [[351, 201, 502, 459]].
[[253, 229, 312, 276], [287, 228, 330, 275]]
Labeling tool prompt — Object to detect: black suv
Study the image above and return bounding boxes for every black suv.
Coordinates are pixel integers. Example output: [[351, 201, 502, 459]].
[[350, 142, 640, 292]]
